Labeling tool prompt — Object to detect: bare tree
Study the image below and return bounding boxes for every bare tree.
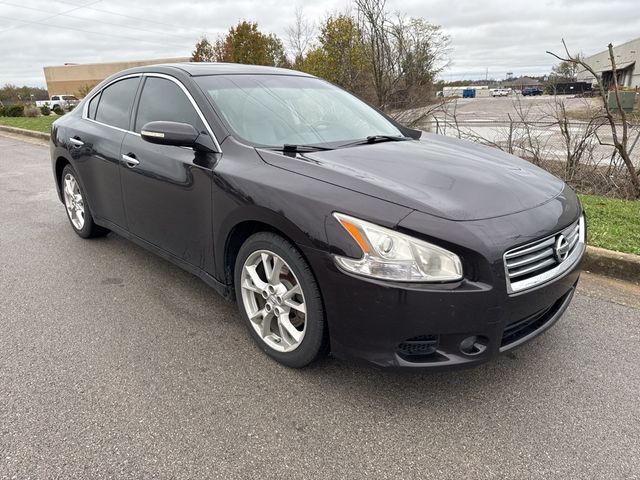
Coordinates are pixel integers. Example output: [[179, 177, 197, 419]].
[[549, 97, 604, 179], [285, 7, 315, 66], [390, 97, 453, 128], [355, 0, 450, 109], [390, 16, 450, 110], [547, 40, 640, 197], [355, 0, 396, 107], [510, 97, 550, 166]]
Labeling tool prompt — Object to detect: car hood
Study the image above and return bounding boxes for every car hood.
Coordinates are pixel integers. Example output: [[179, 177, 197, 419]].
[[256, 132, 565, 221]]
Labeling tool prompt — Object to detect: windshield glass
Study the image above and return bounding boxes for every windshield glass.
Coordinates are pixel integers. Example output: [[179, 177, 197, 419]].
[[195, 74, 403, 148], [62, 95, 78, 100]]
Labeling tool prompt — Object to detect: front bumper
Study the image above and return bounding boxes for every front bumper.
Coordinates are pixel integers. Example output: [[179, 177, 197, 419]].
[[300, 243, 582, 371]]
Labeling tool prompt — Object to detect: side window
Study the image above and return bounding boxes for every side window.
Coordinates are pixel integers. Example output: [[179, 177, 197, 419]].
[[87, 92, 100, 120], [134, 77, 203, 133], [94, 77, 140, 130], [51, 96, 59, 101]]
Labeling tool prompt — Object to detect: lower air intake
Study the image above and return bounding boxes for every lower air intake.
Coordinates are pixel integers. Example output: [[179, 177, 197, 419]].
[[397, 335, 439, 358]]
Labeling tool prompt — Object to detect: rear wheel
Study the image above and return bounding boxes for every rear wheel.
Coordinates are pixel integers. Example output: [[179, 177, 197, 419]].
[[234, 232, 327, 368], [61, 164, 109, 238]]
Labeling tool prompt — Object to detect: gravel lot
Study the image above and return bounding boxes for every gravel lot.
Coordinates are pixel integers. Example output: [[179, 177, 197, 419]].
[[1, 134, 639, 479]]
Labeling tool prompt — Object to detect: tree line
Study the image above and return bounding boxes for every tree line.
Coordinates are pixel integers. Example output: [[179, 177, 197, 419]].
[[0, 84, 48, 105], [191, 0, 450, 111]]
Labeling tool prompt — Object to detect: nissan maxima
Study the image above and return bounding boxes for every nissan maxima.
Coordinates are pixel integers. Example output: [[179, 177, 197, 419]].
[[50, 63, 586, 370]]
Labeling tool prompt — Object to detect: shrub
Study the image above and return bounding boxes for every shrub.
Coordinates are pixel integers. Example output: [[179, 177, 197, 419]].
[[40, 104, 51, 116], [0, 106, 5, 116], [4, 105, 24, 117], [24, 105, 39, 117]]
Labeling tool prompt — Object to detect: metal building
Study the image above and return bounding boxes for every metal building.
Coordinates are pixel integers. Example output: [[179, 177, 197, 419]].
[[43, 57, 190, 97], [576, 37, 640, 88]]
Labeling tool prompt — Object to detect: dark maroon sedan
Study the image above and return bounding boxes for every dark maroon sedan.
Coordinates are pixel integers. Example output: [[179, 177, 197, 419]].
[[50, 63, 585, 370]]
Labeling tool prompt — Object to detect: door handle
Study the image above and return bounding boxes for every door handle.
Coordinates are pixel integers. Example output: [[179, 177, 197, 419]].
[[122, 153, 139, 168], [69, 137, 84, 146]]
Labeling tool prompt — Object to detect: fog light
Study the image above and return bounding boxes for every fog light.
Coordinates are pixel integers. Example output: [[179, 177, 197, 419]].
[[460, 336, 488, 356]]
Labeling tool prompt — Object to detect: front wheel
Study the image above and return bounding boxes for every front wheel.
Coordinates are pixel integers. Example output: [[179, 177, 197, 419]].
[[234, 232, 327, 368]]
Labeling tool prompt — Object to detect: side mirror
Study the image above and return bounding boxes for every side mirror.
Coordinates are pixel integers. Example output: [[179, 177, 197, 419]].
[[140, 121, 200, 148]]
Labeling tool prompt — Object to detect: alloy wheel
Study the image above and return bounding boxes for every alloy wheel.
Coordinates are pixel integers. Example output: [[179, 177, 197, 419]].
[[240, 250, 307, 352], [63, 173, 85, 230]]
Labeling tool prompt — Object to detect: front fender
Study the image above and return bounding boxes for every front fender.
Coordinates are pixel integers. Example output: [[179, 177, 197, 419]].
[[213, 203, 323, 283], [209, 137, 413, 284]]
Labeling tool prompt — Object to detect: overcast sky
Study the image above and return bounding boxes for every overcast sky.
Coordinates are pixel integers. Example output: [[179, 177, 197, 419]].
[[1, 0, 639, 87]]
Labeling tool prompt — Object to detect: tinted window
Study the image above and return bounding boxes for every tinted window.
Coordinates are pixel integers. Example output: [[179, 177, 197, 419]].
[[95, 77, 139, 130], [134, 77, 202, 133], [87, 93, 100, 120]]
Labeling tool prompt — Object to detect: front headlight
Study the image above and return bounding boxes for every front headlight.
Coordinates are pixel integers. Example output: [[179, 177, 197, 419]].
[[333, 213, 463, 282]]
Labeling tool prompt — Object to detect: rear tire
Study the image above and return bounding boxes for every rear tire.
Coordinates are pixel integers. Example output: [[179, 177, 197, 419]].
[[61, 164, 109, 239], [234, 232, 327, 368]]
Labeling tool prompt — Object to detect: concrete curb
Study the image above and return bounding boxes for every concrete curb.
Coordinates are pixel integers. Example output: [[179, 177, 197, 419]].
[[0, 126, 638, 284], [583, 246, 640, 284], [0, 124, 50, 141]]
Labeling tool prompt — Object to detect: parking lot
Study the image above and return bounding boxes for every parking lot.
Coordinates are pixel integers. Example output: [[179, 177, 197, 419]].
[[1, 134, 639, 479], [419, 95, 640, 169], [432, 94, 599, 122]]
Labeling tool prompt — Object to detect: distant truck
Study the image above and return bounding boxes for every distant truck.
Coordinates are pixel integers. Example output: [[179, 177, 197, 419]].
[[521, 87, 543, 96], [491, 88, 512, 97], [36, 95, 80, 111]]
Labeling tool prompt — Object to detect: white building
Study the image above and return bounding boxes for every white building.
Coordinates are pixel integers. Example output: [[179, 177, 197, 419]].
[[442, 85, 491, 97], [577, 37, 640, 88]]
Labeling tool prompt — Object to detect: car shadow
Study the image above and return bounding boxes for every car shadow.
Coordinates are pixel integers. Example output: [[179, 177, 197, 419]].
[[94, 230, 572, 409]]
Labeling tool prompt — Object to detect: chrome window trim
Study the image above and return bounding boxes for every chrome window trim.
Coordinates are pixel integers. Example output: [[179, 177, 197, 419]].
[[504, 215, 585, 294], [81, 72, 221, 152], [81, 73, 141, 122], [84, 117, 141, 137]]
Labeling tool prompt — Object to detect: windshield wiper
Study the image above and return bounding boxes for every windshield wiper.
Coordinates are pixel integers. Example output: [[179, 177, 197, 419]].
[[338, 135, 409, 148], [275, 144, 334, 154]]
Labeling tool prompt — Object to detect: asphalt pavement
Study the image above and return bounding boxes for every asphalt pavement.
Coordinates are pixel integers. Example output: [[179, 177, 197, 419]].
[[1, 134, 639, 479]]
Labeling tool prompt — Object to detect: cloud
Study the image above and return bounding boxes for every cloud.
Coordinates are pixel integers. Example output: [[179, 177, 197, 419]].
[[0, 0, 638, 86]]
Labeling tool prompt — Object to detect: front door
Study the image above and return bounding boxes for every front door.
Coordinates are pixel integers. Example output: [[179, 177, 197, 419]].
[[119, 76, 213, 268]]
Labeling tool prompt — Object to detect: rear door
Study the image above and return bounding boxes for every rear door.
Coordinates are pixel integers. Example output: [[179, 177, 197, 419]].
[[72, 76, 141, 227], [119, 75, 213, 268]]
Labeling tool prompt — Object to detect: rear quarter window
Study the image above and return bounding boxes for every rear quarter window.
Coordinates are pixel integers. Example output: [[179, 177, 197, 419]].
[[87, 93, 101, 120], [94, 77, 140, 130]]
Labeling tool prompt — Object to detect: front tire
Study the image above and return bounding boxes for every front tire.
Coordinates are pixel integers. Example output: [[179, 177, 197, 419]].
[[234, 232, 327, 368], [61, 164, 109, 238]]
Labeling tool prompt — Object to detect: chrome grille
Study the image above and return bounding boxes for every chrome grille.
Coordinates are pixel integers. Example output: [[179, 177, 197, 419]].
[[504, 216, 585, 293]]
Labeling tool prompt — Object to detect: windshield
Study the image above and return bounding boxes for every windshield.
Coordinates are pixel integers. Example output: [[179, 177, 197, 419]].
[[62, 95, 78, 100], [195, 74, 403, 148]]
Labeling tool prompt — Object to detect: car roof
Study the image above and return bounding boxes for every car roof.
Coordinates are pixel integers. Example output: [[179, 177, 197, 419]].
[[125, 62, 315, 78]]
